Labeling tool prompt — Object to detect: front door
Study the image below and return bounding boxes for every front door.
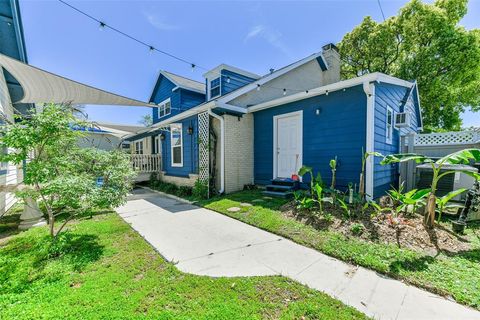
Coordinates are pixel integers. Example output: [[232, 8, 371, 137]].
[[275, 111, 302, 179]]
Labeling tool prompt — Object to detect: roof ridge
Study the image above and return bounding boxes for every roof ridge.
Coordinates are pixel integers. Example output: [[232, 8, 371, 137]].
[[161, 70, 204, 85]]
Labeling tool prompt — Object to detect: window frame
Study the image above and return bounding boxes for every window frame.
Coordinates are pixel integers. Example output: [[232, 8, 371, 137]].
[[170, 123, 183, 167], [157, 98, 171, 119], [386, 106, 394, 144], [135, 140, 144, 154], [209, 77, 221, 99], [154, 135, 160, 154]]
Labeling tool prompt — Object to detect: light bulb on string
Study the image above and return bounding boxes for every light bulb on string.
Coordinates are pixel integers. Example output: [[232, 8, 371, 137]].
[[191, 64, 196, 72], [99, 21, 106, 31], [257, 84, 261, 91], [283, 89, 286, 96]]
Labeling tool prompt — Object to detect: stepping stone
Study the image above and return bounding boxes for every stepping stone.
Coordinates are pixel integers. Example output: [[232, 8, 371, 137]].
[[252, 199, 264, 203], [240, 203, 252, 207], [263, 196, 273, 200], [227, 207, 241, 212]]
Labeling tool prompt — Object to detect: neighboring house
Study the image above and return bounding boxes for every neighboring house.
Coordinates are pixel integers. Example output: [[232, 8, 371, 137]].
[[76, 122, 143, 151], [0, 0, 29, 213], [126, 43, 422, 199]]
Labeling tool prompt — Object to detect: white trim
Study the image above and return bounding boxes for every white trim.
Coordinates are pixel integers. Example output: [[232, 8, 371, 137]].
[[248, 72, 415, 113], [159, 70, 205, 94], [364, 82, 375, 200], [157, 98, 171, 119], [272, 110, 303, 180], [170, 123, 183, 167], [386, 106, 394, 144], [203, 63, 261, 80], [154, 135, 160, 154]]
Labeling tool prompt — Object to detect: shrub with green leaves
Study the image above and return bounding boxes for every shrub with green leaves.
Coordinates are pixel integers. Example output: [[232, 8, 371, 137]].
[[0, 104, 135, 238]]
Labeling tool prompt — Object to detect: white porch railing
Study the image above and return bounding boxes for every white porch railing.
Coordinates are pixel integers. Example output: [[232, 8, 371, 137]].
[[131, 154, 162, 173]]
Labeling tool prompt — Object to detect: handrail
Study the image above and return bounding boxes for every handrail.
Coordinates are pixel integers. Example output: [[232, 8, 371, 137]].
[[130, 154, 162, 173]]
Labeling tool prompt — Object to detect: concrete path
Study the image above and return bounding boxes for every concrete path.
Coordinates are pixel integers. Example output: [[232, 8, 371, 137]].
[[117, 188, 480, 320]]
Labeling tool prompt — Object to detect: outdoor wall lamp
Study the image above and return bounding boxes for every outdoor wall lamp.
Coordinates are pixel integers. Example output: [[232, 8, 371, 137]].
[[187, 125, 194, 135], [160, 133, 166, 141], [315, 108, 322, 116]]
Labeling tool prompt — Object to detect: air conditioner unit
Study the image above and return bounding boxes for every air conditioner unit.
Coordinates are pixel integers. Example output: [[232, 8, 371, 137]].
[[395, 112, 411, 128]]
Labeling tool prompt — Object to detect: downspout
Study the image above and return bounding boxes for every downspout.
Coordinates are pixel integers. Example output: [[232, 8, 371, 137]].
[[208, 109, 225, 194], [363, 81, 375, 200]]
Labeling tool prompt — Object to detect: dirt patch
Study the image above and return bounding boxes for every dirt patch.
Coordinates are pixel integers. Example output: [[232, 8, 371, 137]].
[[280, 202, 472, 255]]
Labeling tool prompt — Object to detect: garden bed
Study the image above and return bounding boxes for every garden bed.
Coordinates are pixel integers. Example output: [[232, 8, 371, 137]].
[[280, 202, 471, 256]]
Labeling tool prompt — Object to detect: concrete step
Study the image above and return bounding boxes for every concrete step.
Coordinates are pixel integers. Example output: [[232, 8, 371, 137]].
[[266, 184, 293, 191]]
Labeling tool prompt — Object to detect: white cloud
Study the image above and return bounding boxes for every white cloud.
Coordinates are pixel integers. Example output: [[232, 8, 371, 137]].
[[244, 24, 292, 57], [144, 12, 179, 31]]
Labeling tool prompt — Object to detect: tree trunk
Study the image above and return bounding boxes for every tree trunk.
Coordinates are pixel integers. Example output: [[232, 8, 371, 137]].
[[424, 194, 436, 228], [49, 213, 55, 237]]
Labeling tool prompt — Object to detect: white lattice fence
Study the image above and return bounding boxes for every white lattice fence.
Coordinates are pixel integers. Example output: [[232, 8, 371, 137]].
[[415, 130, 480, 146], [198, 112, 209, 188]]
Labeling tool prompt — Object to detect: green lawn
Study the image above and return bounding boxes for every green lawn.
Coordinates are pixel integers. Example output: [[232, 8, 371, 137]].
[[0, 211, 367, 319], [197, 190, 480, 310]]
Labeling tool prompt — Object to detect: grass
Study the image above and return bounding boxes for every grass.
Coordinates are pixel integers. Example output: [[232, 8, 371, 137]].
[[0, 210, 367, 319], [196, 190, 480, 309]]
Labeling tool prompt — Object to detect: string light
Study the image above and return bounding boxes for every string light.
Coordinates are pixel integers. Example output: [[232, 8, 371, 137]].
[[325, 90, 329, 96], [57, 0, 355, 97]]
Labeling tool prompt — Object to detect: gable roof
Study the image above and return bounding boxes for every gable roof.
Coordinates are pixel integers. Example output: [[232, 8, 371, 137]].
[[159, 70, 205, 95], [217, 51, 327, 105], [203, 64, 260, 80]]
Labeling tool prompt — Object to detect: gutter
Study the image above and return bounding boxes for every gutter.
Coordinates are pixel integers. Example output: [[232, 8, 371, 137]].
[[208, 109, 225, 194]]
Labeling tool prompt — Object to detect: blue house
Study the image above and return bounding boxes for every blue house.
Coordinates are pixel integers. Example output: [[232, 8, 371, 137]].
[[127, 44, 422, 199]]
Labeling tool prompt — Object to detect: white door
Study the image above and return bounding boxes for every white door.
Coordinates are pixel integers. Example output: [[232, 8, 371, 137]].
[[275, 111, 302, 179]]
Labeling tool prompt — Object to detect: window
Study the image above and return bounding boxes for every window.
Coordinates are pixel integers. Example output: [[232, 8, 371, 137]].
[[386, 107, 394, 144], [210, 77, 220, 99], [170, 124, 183, 167], [154, 136, 160, 154], [158, 98, 171, 118], [135, 140, 144, 154]]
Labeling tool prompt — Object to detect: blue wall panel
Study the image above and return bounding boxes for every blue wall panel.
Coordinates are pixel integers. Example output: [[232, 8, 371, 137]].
[[151, 76, 205, 124], [160, 114, 199, 176], [373, 82, 420, 197], [220, 69, 256, 96], [254, 86, 367, 191]]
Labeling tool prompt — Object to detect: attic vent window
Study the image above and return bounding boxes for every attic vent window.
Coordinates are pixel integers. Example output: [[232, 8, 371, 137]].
[[210, 77, 220, 99]]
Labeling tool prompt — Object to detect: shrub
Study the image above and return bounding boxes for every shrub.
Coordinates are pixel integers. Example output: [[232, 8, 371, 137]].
[[350, 223, 364, 236], [193, 179, 209, 199]]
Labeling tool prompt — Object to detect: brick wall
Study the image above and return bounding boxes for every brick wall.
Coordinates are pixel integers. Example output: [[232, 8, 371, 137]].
[[223, 114, 254, 193]]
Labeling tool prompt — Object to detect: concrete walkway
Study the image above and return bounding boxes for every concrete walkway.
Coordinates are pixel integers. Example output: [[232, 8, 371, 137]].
[[117, 188, 480, 320]]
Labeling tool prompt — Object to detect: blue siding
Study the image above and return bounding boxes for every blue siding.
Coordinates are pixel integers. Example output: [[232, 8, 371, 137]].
[[150, 75, 205, 124], [160, 115, 199, 176], [373, 82, 420, 197], [220, 69, 256, 96], [254, 86, 367, 191]]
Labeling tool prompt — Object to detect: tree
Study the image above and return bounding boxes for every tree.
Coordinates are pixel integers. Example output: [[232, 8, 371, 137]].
[[138, 114, 153, 127], [0, 104, 135, 238], [338, 0, 480, 131]]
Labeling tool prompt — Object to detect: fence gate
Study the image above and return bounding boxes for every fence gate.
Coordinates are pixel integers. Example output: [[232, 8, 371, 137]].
[[198, 112, 210, 195]]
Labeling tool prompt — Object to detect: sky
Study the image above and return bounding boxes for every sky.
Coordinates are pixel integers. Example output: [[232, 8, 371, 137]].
[[19, 0, 480, 127]]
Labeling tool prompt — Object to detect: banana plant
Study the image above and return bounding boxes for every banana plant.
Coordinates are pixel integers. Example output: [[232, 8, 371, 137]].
[[329, 156, 337, 190], [337, 198, 352, 220], [314, 184, 333, 215], [381, 148, 480, 228], [435, 188, 467, 222], [388, 183, 430, 214], [298, 165, 323, 197]]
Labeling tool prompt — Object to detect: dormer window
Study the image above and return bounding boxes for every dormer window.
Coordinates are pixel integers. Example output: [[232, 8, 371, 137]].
[[158, 98, 171, 118], [210, 77, 220, 99]]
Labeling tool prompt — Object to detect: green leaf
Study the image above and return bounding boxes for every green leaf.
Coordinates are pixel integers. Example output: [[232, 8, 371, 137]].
[[437, 149, 480, 165], [298, 166, 312, 177], [437, 188, 467, 205], [380, 153, 431, 165]]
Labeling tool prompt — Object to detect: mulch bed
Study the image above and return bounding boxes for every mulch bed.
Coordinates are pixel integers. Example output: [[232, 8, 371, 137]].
[[280, 201, 472, 256]]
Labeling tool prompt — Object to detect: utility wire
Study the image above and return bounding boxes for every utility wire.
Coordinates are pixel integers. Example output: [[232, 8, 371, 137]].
[[377, 0, 386, 21]]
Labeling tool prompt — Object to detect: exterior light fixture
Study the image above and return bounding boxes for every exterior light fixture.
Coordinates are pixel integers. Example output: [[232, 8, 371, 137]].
[[188, 125, 194, 135], [315, 108, 321, 115], [160, 133, 166, 140], [226, 76, 231, 83]]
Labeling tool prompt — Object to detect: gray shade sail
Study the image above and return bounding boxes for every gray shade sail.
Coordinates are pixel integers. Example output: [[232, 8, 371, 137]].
[[0, 53, 152, 107]]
